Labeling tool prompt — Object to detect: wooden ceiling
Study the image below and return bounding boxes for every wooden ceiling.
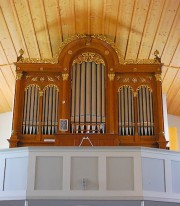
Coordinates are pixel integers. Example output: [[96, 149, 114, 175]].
[[0, 0, 180, 115]]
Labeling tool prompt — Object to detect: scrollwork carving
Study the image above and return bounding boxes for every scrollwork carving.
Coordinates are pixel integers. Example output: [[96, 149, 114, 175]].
[[73, 52, 105, 65]]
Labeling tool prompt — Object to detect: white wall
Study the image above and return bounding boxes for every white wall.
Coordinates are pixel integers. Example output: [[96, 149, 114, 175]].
[[0, 112, 13, 149], [162, 94, 169, 144], [168, 114, 180, 150]]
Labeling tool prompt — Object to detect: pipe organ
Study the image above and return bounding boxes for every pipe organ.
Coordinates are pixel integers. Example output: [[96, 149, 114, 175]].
[[9, 35, 167, 148]]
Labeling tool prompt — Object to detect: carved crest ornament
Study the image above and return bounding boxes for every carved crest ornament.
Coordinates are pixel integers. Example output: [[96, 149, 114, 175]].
[[17, 34, 161, 65]]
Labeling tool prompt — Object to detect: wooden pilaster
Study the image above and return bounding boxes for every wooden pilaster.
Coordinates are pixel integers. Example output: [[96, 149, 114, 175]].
[[155, 73, 167, 149], [9, 71, 23, 147]]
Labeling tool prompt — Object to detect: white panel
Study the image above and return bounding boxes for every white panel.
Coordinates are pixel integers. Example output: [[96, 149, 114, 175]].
[[4, 157, 28, 191], [106, 157, 134, 190], [171, 160, 180, 193], [142, 157, 165, 192], [35, 156, 63, 190], [71, 157, 98, 190]]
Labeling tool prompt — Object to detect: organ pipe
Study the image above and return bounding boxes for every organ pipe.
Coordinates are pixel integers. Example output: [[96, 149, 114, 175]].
[[22, 85, 40, 135], [118, 86, 134, 136], [42, 85, 59, 135], [71, 62, 105, 133], [137, 86, 154, 136]]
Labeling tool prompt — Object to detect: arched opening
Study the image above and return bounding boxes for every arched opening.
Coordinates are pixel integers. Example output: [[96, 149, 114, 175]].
[[70, 53, 106, 134]]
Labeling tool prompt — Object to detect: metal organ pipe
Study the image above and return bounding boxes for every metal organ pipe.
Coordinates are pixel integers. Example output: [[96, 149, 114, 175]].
[[118, 86, 134, 136], [22, 85, 40, 135], [71, 62, 105, 133], [42, 85, 59, 135], [137, 86, 154, 136]]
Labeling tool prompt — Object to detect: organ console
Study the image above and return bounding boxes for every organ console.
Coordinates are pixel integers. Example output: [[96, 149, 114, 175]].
[[9, 34, 167, 148]]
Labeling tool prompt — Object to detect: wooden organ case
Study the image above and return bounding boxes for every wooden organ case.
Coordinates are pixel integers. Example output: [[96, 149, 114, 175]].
[[9, 35, 167, 148]]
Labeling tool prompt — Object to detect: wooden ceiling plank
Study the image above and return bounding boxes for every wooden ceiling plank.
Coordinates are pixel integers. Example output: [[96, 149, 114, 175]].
[[167, 70, 180, 106], [27, 0, 50, 59], [88, 0, 90, 35], [56, 0, 63, 42], [0, 87, 10, 113], [138, 0, 165, 59], [101, 0, 106, 35], [0, 7, 18, 63], [160, 3, 180, 65], [161, 65, 168, 80], [168, 88, 180, 115], [44, 0, 63, 57], [162, 40, 180, 81], [115, 0, 135, 58], [0, 42, 16, 80], [90, 0, 104, 34], [59, 0, 76, 39], [162, 68, 178, 94], [171, 41, 180, 67], [40, 0, 53, 58], [125, 0, 151, 59], [103, 0, 120, 40], [74, 0, 88, 34], [72, 0, 76, 34], [13, 0, 40, 58], [1, 66, 15, 95], [0, 69, 13, 109], [10, 65, 16, 77], [0, 0, 26, 57], [149, 0, 180, 59], [9, 0, 30, 58], [136, 0, 153, 59]]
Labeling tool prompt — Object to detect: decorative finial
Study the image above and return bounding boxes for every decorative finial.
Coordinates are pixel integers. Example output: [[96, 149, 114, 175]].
[[17, 49, 24, 62], [154, 50, 161, 63]]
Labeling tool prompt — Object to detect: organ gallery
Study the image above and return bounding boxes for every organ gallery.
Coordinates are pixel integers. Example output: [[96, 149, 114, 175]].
[[9, 35, 167, 148]]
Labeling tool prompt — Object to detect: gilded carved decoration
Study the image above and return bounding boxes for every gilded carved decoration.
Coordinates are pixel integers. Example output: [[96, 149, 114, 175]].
[[73, 52, 105, 65], [43, 84, 59, 92], [108, 73, 115, 81], [18, 57, 57, 64], [25, 84, 40, 91], [155, 74, 162, 81], [62, 73, 69, 81], [25, 75, 61, 82], [124, 59, 159, 64], [39, 91, 43, 97], [133, 92, 137, 97], [116, 75, 153, 83], [118, 85, 134, 92], [16, 72, 23, 80], [17, 34, 160, 65], [137, 85, 152, 92]]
